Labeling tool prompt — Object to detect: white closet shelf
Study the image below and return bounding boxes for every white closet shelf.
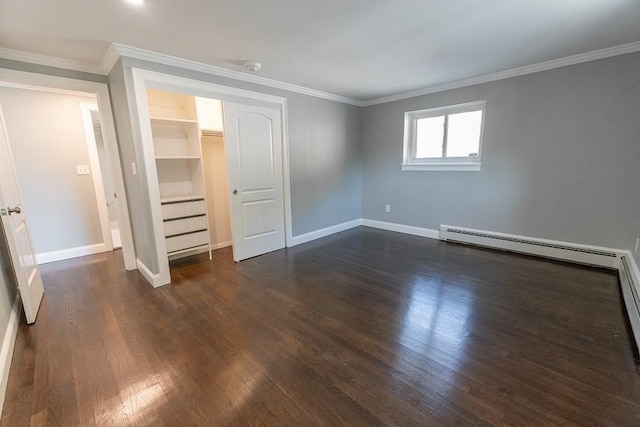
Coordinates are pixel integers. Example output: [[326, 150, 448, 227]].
[[155, 155, 201, 160], [160, 194, 205, 204], [150, 117, 198, 125]]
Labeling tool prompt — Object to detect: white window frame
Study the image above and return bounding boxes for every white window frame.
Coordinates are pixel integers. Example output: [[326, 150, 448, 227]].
[[402, 100, 486, 171]]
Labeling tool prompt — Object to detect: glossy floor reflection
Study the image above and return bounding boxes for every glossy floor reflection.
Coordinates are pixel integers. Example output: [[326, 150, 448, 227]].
[[2, 227, 639, 425]]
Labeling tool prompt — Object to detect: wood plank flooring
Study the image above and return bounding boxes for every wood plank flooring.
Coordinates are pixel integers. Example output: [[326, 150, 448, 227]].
[[2, 227, 639, 425]]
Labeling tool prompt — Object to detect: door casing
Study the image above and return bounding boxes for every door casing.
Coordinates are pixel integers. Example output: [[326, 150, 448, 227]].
[[130, 68, 293, 287]]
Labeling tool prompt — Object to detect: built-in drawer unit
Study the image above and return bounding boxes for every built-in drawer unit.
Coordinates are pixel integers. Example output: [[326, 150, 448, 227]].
[[161, 199, 206, 220], [161, 198, 210, 255], [163, 215, 207, 237], [165, 230, 209, 254]]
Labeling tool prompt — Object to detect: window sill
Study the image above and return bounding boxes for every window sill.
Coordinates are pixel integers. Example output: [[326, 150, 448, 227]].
[[401, 162, 481, 172]]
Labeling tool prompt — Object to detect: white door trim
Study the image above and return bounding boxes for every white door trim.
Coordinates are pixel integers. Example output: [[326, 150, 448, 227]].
[[130, 67, 294, 286], [0, 68, 137, 270], [79, 103, 113, 252]]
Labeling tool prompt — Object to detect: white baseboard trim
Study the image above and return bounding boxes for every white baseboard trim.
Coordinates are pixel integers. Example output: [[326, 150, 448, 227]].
[[211, 241, 232, 250], [0, 297, 21, 418], [618, 252, 640, 351], [36, 243, 108, 264], [136, 259, 164, 288], [361, 219, 440, 240], [289, 219, 363, 247]]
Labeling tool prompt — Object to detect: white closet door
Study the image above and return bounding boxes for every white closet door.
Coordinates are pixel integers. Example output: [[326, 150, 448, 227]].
[[223, 102, 285, 262]]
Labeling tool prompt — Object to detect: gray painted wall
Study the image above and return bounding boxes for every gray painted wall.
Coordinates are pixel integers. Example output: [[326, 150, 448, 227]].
[[123, 57, 363, 235], [0, 58, 107, 84], [362, 53, 640, 250], [108, 59, 158, 272], [0, 87, 104, 254], [108, 57, 363, 274]]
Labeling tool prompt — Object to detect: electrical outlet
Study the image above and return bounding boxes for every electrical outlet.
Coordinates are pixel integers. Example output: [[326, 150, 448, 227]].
[[635, 237, 639, 252], [76, 165, 90, 175], [385, 204, 391, 213], [131, 162, 137, 176]]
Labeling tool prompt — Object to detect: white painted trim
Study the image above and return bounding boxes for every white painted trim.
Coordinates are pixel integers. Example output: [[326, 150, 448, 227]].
[[2, 38, 637, 109], [1, 39, 637, 108], [79, 103, 113, 251], [440, 224, 622, 269], [99, 44, 121, 75], [136, 259, 164, 288], [0, 47, 102, 75], [0, 297, 20, 419], [0, 68, 137, 271], [133, 68, 288, 105], [401, 162, 481, 172], [363, 41, 640, 106], [282, 99, 293, 248], [36, 243, 108, 264], [94, 84, 137, 271], [113, 44, 361, 106], [289, 219, 363, 247], [362, 219, 440, 239], [130, 70, 170, 286], [618, 252, 640, 350], [211, 241, 232, 250]]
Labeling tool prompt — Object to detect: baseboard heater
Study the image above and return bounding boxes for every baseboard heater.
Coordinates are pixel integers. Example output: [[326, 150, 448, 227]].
[[618, 256, 640, 351], [439, 225, 619, 269]]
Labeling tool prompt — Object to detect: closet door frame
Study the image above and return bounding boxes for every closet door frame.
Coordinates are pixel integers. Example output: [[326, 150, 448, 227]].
[[0, 68, 137, 271], [130, 68, 293, 287]]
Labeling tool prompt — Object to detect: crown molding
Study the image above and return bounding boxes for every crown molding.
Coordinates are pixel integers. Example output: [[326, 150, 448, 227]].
[[109, 43, 364, 106], [362, 40, 640, 106], [2, 39, 638, 108], [0, 46, 102, 75], [99, 44, 121, 75]]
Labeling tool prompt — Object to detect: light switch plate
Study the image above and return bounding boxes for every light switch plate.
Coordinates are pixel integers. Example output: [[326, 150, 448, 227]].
[[77, 165, 90, 175]]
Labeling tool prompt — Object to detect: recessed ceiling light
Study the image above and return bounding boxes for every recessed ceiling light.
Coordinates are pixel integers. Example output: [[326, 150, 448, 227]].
[[125, 0, 145, 6]]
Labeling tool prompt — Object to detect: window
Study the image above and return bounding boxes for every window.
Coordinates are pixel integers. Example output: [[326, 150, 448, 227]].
[[402, 101, 485, 171]]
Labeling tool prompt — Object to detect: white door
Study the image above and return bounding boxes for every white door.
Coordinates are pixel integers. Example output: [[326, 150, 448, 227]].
[[223, 102, 285, 262], [0, 106, 44, 324]]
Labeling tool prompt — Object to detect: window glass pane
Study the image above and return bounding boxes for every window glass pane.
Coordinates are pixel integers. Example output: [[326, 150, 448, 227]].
[[446, 110, 482, 158], [415, 115, 444, 158]]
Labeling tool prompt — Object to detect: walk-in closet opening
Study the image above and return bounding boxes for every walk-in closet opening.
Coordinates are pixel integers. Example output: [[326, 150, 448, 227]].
[[133, 68, 290, 286], [145, 89, 232, 264]]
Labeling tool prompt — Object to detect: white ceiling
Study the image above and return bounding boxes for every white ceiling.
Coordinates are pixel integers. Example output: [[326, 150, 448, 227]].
[[0, 0, 638, 101]]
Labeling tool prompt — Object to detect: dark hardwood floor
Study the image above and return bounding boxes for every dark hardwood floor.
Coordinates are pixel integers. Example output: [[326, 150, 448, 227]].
[[1, 227, 639, 425]]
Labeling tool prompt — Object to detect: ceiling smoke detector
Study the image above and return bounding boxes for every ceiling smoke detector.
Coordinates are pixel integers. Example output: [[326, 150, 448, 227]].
[[243, 61, 261, 72]]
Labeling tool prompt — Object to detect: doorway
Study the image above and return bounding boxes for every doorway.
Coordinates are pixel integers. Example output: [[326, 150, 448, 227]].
[[0, 88, 116, 264], [82, 104, 122, 249], [0, 68, 136, 271]]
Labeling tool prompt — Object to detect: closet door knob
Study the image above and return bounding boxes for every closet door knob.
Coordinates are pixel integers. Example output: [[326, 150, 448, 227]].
[[233, 190, 238, 195]]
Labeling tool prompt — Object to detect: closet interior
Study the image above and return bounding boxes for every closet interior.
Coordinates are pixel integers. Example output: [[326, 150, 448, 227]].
[[146, 89, 231, 262]]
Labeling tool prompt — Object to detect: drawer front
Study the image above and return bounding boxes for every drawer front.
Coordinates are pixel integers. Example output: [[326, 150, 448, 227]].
[[161, 199, 205, 220], [166, 230, 209, 253], [163, 216, 207, 237]]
